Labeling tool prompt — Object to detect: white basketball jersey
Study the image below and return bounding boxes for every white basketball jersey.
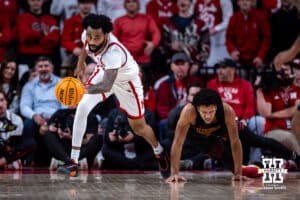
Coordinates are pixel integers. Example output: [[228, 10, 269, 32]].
[[81, 31, 140, 84]]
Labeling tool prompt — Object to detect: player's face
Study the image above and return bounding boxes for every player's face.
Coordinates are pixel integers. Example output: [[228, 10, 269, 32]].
[[197, 105, 217, 124], [86, 27, 108, 53]]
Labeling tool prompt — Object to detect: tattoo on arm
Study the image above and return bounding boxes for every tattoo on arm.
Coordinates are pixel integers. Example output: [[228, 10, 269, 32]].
[[86, 69, 118, 93]]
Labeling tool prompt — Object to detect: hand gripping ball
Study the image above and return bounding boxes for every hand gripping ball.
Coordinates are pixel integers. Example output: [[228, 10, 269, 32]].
[[55, 77, 85, 106]]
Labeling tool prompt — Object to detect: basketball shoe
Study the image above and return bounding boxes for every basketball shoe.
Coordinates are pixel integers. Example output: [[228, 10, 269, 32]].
[[57, 159, 78, 177], [155, 150, 170, 179]]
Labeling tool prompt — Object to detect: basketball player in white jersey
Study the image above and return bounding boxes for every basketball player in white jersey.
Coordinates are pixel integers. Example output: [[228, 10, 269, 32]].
[[57, 14, 170, 178]]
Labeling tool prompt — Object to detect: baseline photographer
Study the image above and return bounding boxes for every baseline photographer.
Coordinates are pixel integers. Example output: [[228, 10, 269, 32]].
[[43, 106, 102, 170], [101, 108, 157, 170]]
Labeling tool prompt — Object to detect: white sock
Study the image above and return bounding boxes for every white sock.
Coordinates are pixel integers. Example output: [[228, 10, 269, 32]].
[[153, 143, 163, 155], [71, 149, 80, 164]]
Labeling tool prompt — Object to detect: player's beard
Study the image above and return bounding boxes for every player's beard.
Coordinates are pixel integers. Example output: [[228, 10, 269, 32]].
[[89, 38, 108, 53]]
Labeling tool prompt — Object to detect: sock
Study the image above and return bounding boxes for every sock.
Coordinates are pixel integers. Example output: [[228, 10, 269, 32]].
[[153, 143, 163, 155], [71, 149, 80, 164]]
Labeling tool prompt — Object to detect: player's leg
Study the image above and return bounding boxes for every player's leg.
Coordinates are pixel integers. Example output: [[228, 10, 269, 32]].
[[128, 117, 170, 178], [57, 93, 106, 176], [113, 78, 170, 178]]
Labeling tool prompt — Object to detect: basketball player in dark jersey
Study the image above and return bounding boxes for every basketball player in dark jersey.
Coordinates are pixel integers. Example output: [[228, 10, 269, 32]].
[[166, 88, 300, 182]]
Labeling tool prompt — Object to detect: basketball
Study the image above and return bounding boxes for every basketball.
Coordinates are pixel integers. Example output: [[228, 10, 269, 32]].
[[55, 77, 85, 106]]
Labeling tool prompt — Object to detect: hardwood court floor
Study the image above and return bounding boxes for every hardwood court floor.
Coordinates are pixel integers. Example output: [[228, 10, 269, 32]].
[[0, 169, 299, 200]]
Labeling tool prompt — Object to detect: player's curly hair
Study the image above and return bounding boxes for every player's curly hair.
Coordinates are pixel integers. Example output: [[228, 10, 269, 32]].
[[82, 14, 113, 33], [192, 88, 222, 107]]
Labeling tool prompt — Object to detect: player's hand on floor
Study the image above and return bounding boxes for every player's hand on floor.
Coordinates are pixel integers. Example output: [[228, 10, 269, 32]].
[[165, 174, 187, 183]]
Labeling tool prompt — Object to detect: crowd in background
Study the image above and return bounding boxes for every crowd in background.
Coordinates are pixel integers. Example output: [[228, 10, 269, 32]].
[[0, 0, 300, 172]]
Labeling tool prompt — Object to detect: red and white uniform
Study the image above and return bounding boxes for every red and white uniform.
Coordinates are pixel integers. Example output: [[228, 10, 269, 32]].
[[81, 31, 144, 118]]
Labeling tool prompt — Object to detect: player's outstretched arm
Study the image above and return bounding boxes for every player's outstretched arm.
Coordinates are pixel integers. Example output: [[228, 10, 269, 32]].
[[86, 68, 118, 94], [166, 104, 194, 183]]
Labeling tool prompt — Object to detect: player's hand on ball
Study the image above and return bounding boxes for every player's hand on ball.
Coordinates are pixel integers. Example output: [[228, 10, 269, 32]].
[[165, 174, 187, 183]]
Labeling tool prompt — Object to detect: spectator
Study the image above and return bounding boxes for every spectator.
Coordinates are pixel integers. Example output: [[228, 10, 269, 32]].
[[266, 0, 300, 63], [194, 0, 233, 67], [156, 52, 202, 140], [61, 0, 95, 68], [113, 0, 161, 75], [16, 0, 60, 72], [97, 0, 149, 22], [0, 91, 33, 170], [146, 0, 178, 28], [51, 0, 96, 28], [207, 58, 255, 124], [160, 0, 210, 76], [252, 62, 300, 162], [20, 56, 64, 166], [101, 108, 157, 170], [0, 59, 21, 114], [43, 106, 102, 170], [226, 0, 271, 74]]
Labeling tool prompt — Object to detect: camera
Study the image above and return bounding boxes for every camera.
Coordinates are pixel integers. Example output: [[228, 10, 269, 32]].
[[113, 115, 128, 138]]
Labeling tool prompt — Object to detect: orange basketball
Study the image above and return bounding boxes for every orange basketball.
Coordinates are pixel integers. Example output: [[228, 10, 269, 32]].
[[55, 77, 85, 106]]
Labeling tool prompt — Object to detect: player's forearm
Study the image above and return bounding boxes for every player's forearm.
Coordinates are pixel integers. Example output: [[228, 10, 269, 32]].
[[231, 139, 243, 176], [170, 145, 181, 175], [86, 69, 117, 93]]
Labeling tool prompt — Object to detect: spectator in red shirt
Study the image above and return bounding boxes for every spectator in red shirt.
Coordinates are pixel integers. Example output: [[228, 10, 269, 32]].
[[61, 0, 94, 68], [156, 52, 202, 141], [226, 0, 271, 71], [207, 58, 255, 123], [16, 0, 60, 71], [113, 0, 161, 72], [146, 0, 178, 28]]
